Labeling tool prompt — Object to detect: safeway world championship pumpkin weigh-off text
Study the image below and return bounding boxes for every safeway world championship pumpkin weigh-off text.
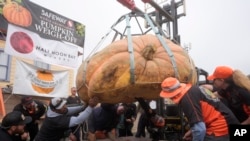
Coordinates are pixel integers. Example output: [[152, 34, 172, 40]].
[[1, 0, 86, 68]]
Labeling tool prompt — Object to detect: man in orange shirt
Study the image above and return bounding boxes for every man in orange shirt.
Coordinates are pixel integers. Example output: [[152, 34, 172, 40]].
[[160, 77, 239, 141]]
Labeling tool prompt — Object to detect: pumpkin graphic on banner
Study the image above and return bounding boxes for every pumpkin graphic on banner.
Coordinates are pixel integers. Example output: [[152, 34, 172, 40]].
[[3, 1, 32, 27], [31, 70, 55, 94]]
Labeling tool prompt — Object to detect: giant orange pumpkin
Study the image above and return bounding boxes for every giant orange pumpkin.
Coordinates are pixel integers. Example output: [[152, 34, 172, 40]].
[[76, 34, 197, 103], [3, 2, 32, 27]]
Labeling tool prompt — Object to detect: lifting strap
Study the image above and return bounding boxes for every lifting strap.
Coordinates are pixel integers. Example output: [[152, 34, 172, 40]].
[[144, 13, 179, 79], [125, 15, 135, 84], [124, 13, 179, 82], [83, 12, 179, 84], [82, 15, 127, 83]]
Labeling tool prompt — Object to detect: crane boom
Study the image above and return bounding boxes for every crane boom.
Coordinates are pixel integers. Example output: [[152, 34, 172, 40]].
[[142, 0, 173, 21], [117, 0, 144, 13]]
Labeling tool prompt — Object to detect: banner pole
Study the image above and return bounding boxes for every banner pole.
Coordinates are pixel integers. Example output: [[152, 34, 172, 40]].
[[0, 87, 6, 117]]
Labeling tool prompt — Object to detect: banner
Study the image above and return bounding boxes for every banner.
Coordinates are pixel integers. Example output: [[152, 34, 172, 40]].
[[5, 24, 79, 68], [13, 60, 69, 98], [0, 0, 85, 47], [2, 0, 85, 68]]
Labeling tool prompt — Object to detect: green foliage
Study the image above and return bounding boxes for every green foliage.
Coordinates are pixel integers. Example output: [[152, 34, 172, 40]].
[[16, 0, 22, 4], [75, 23, 85, 37], [0, 0, 3, 15], [0, 0, 22, 14]]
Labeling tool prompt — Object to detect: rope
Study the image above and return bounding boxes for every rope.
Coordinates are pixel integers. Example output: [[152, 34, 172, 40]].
[[82, 14, 127, 84]]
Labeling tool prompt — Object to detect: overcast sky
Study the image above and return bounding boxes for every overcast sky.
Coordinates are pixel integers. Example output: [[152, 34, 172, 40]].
[[31, 0, 250, 75]]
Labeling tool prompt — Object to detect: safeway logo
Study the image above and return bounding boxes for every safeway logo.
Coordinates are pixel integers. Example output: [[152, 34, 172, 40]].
[[230, 125, 250, 141]]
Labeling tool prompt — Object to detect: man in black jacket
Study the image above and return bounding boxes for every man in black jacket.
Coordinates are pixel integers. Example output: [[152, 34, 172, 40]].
[[0, 111, 32, 141], [66, 87, 84, 141], [13, 96, 47, 141]]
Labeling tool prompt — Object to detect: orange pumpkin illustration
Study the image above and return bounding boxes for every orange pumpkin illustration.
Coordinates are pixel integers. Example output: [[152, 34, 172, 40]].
[[3, 1, 32, 27], [32, 70, 55, 94]]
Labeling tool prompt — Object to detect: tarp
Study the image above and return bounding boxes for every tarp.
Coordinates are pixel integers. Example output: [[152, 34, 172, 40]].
[[13, 60, 69, 98]]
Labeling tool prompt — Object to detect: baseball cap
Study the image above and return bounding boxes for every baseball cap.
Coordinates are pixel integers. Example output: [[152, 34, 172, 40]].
[[160, 77, 191, 103], [50, 97, 67, 110], [207, 66, 233, 80], [21, 96, 33, 105], [1, 111, 32, 129]]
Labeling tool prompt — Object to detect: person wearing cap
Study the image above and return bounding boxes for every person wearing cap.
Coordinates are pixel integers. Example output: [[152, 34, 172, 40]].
[[207, 66, 250, 125], [34, 96, 99, 141], [0, 111, 32, 141], [13, 96, 47, 141], [160, 77, 240, 141]]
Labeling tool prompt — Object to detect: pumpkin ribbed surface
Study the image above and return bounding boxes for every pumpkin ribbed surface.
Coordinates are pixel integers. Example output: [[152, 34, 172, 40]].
[[76, 34, 197, 103], [3, 2, 32, 27]]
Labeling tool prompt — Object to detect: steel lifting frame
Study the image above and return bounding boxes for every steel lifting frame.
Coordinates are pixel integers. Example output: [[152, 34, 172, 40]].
[[117, 0, 179, 83]]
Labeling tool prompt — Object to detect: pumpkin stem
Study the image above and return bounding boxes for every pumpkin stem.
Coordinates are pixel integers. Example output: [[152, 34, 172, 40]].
[[141, 44, 156, 60], [37, 70, 46, 74], [11, 2, 22, 12]]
